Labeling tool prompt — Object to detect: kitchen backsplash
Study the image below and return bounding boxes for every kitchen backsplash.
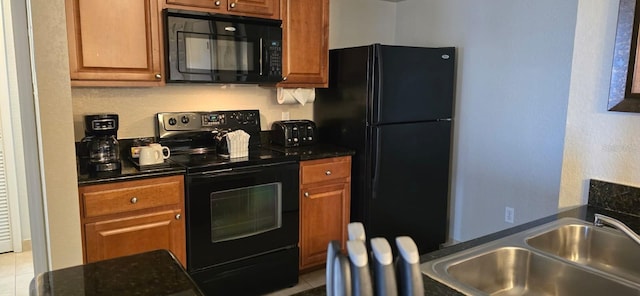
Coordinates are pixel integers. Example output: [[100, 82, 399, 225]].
[[71, 84, 313, 141], [589, 179, 640, 217]]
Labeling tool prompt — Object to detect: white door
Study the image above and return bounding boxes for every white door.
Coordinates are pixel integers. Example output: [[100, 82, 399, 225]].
[[0, 118, 13, 253], [0, 0, 18, 253]]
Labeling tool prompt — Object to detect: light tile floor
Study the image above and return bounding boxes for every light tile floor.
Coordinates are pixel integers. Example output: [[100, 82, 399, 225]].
[[0, 251, 34, 296], [0, 251, 322, 296], [263, 268, 326, 296]]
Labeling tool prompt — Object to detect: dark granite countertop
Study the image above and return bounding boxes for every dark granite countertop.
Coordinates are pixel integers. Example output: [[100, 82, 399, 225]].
[[263, 143, 355, 161], [78, 141, 353, 186], [30, 249, 204, 296], [77, 158, 186, 186]]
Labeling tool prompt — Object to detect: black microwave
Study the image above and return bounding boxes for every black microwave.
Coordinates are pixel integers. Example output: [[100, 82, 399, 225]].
[[164, 9, 282, 84]]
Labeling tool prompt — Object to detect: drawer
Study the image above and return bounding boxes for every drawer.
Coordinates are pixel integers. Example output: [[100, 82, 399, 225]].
[[300, 156, 351, 185], [80, 176, 183, 218]]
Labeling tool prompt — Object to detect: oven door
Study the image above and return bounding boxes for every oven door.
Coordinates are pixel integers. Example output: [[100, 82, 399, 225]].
[[185, 162, 299, 271]]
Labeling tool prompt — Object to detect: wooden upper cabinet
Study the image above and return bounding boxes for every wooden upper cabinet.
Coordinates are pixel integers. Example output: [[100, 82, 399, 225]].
[[232, 0, 279, 18], [164, 0, 279, 19], [279, 0, 329, 88], [65, 0, 164, 86], [166, 0, 226, 11]]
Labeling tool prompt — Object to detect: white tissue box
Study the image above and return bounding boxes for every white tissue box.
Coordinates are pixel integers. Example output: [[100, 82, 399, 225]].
[[226, 130, 250, 158]]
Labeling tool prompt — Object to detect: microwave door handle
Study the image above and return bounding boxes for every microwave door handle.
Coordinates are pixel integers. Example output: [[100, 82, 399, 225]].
[[259, 38, 264, 76]]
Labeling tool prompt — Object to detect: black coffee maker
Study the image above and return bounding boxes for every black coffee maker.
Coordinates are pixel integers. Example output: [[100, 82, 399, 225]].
[[79, 114, 121, 176]]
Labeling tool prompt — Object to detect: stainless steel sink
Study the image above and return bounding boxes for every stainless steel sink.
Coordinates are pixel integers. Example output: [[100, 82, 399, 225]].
[[421, 218, 640, 295], [527, 223, 640, 283], [447, 247, 638, 296]]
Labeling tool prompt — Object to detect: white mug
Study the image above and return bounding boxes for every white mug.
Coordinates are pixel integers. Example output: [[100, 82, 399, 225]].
[[139, 145, 169, 166], [149, 143, 170, 159]]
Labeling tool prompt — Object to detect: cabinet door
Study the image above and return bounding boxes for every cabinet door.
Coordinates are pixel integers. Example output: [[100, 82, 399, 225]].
[[230, 0, 279, 19], [279, 0, 329, 88], [166, 0, 226, 11], [166, 0, 278, 18], [65, 0, 163, 86], [85, 210, 186, 266], [299, 182, 350, 269]]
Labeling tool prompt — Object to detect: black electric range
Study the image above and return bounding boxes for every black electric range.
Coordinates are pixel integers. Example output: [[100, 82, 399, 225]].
[[156, 110, 300, 295]]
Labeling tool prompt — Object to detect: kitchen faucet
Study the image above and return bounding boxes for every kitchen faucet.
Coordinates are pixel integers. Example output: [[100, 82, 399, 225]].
[[593, 214, 640, 246]]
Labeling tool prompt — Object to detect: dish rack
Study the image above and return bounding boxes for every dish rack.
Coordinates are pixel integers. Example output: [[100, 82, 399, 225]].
[[326, 223, 423, 296]]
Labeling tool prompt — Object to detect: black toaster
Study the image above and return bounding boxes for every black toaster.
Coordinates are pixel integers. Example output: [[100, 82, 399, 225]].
[[271, 120, 317, 147]]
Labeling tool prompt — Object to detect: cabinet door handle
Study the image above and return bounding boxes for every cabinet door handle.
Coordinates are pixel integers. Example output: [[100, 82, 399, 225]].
[[175, 214, 181, 220], [130, 197, 138, 204], [282, 76, 288, 81], [230, 2, 236, 8], [214, 0, 221, 5], [155, 74, 162, 79], [304, 192, 309, 198], [325, 170, 332, 176]]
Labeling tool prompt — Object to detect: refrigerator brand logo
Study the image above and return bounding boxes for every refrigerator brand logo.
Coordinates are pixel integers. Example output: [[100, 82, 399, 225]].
[[441, 54, 450, 60]]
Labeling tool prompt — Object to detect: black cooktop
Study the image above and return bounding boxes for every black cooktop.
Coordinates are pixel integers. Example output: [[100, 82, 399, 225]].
[[168, 147, 297, 174]]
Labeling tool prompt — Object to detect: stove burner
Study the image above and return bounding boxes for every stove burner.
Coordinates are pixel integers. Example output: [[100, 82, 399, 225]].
[[187, 147, 212, 155]]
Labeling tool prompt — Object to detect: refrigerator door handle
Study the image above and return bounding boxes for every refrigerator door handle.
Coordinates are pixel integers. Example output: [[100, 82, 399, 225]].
[[371, 128, 381, 199], [372, 44, 383, 125]]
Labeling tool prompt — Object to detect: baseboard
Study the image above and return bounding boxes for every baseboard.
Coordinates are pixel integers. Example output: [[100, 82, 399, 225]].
[[440, 239, 460, 248], [22, 239, 32, 252]]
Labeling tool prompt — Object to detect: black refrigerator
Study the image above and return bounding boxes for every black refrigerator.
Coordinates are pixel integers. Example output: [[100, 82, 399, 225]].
[[315, 44, 455, 254]]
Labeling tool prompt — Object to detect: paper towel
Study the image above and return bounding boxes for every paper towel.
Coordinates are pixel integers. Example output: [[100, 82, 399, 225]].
[[277, 88, 316, 105]]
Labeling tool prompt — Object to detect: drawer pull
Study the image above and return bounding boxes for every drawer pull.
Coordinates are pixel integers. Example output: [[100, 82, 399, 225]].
[[304, 192, 309, 198], [325, 170, 332, 176], [175, 214, 181, 220], [130, 197, 138, 204]]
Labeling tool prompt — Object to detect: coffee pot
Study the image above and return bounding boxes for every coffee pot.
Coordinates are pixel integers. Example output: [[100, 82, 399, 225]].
[[79, 114, 121, 176]]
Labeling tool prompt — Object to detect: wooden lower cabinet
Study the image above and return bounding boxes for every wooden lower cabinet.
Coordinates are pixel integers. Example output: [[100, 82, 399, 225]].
[[79, 175, 186, 266], [84, 210, 184, 264], [299, 156, 351, 271]]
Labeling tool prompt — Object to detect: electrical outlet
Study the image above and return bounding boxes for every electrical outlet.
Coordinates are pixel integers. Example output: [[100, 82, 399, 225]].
[[505, 207, 515, 224], [281, 111, 290, 120]]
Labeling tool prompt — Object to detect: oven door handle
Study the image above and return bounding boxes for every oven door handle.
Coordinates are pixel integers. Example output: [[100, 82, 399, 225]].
[[189, 162, 297, 178]]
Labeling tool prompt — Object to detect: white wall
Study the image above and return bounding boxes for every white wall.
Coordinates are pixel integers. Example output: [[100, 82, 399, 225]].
[[328, 0, 397, 49], [30, 0, 83, 268], [72, 86, 312, 141], [559, 0, 640, 207], [394, 0, 578, 242]]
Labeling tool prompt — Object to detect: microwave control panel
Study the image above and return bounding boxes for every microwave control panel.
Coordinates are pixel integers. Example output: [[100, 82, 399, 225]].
[[267, 41, 282, 76]]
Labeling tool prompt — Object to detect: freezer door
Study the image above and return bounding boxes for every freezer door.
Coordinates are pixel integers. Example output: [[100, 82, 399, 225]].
[[369, 120, 451, 254], [372, 45, 455, 124]]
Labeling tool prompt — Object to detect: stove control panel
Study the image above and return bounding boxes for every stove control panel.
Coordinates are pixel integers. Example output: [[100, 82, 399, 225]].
[[157, 110, 261, 139], [202, 113, 226, 126]]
